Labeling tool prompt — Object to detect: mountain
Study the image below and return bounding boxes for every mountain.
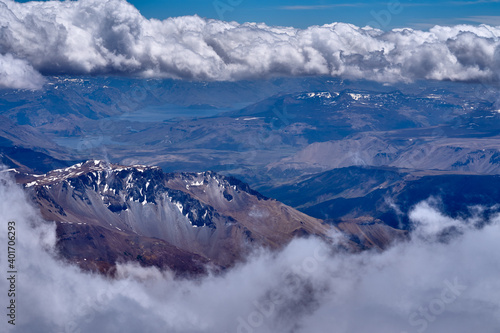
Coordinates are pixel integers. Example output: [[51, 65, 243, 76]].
[[261, 166, 500, 230], [267, 132, 500, 177], [3, 77, 500, 274], [0, 146, 80, 174], [17, 160, 330, 274], [335, 216, 407, 251], [56, 84, 497, 188], [0, 115, 67, 155], [0, 76, 354, 136], [2, 77, 499, 191], [224, 88, 491, 141]]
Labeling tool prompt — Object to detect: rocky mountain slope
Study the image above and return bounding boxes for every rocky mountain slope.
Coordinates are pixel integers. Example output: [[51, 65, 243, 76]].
[[17, 160, 330, 274]]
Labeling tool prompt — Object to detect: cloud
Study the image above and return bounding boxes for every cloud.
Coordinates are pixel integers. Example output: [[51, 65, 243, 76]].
[[0, 54, 45, 90], [1, 0, 500, 89], [1, 168, 500, 333]]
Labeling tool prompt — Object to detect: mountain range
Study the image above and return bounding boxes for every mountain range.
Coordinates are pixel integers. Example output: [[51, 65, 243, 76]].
[[1, 76, 499, 276]]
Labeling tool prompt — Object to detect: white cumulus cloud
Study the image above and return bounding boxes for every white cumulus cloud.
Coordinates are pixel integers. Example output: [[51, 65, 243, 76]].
[[0, 0, 500, 89], [0, 168, 500, 333], [0, 54, 45, 90]]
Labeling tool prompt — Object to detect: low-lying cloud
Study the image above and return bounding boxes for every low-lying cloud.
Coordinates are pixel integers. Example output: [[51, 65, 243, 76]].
[[1, 0, 500, 89], [1, 169, 500, 333]]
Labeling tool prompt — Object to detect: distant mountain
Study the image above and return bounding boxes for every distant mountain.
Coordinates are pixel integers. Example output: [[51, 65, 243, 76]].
[[0, 76, 352, 134], [268, 132, 500, 177], [0, 115, 65, 153], [59, 85, 497, 187], [262, 166, 500, 230], [224, 88, 491, 141], [2, 77, 499, 190], [0, 145, 79, 174]]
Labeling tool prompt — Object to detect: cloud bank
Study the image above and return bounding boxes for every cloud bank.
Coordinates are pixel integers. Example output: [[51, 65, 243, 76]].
[[1, 0, 500, 89], [1, 169, 500, 333]]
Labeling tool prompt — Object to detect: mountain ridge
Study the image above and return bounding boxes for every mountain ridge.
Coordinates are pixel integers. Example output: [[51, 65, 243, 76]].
[[16, 160, 332, 275]]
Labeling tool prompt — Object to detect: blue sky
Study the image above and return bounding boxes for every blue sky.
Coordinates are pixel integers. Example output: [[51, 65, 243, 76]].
[[14, 0, 500, 29], [128, 0, 500, 29]]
